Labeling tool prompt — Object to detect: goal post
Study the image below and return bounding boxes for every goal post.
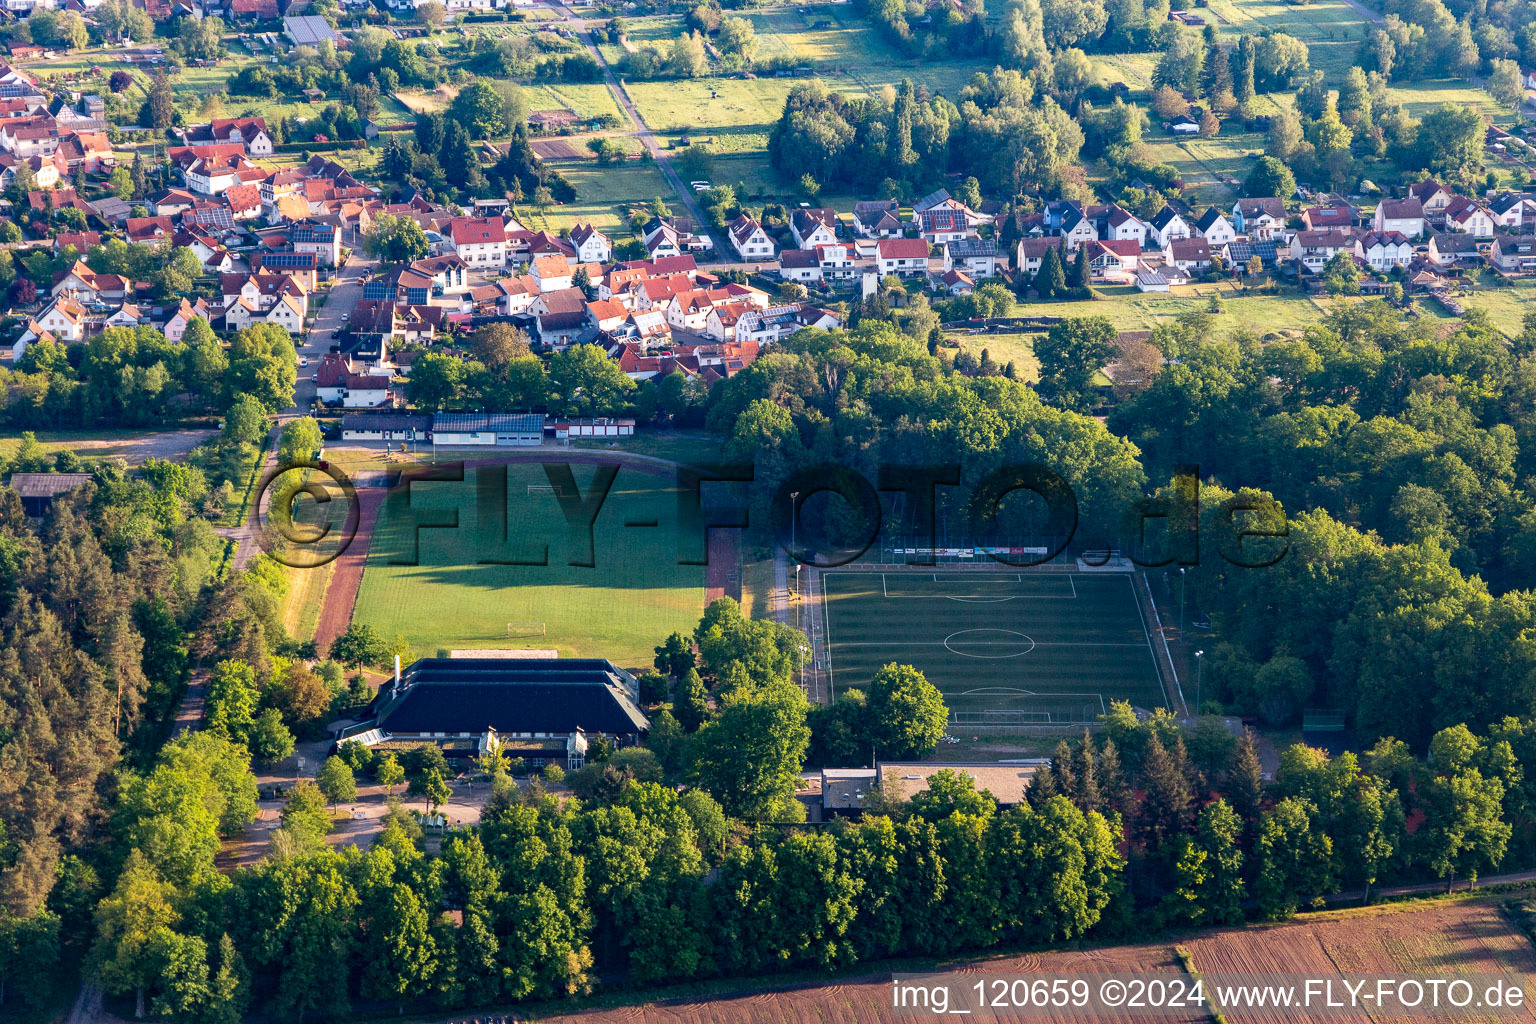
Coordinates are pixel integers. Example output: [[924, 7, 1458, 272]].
[[506, 622, 547, 637]]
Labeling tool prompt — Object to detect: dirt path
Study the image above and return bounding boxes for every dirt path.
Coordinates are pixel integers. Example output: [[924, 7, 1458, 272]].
[[171, 667, 208, 738], [704, 523, 741, 604], [312, 485, 385, 658]]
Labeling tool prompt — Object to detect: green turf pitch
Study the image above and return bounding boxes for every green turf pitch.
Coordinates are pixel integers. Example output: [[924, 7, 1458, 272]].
[[351, 462, 704, 666], [822, 572, 1167, 725]]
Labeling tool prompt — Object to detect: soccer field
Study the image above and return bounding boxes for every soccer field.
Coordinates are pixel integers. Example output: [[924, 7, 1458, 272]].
[[351, 461, 705, 667], [822, 571, 1167, 726]]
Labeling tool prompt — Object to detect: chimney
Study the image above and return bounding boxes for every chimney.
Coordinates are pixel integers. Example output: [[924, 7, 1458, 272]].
[[394, 654, 401, 688]]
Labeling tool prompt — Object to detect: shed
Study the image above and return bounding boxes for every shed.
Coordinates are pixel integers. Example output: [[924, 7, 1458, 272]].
[[9, 472, 94, 516]]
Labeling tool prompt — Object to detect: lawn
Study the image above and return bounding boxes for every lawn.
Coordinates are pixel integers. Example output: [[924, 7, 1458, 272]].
[[624, 77, 798, 133], [351, 460, 706, 668], [823, 570, 1168, 724], [1204, 0, 1372, 76], [527, 82, 624, 122], [522, 160, 673, 234], [1011, 283, 1333, 334], [1141, 132, 1267, 207], [1450, 277, 1536, 336], [944, 331, 1042, 382]]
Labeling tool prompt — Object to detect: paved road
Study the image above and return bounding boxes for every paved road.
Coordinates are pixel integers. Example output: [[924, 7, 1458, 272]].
[[296, 251, 377, 412]]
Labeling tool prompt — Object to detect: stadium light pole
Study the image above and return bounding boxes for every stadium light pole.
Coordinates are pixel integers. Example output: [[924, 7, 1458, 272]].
[[1195, 650, 1204, 714]]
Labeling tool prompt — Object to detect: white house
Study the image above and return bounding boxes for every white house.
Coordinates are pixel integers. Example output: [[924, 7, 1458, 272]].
[[1232, 197, 1286, 240], [1372, 197, 1425, 237], [944, 238, 1000, 279], [1359, 230, 1413, 271], [876, 237, 931, 277], [1491, 235, 1536, 274], [1148, 207, 1192, 249], [316, 353, 394, 408], [1086, 240, 1139, 282], [1291, 230, 1361, 271], [1443, 197, 1496, 238], [34, 297, 87, 342], [727, 215, 775, 261], [163, 298, 211, 344], [451, 217, 508, 267], [1168, 237, 1212, 273], [570, 224, 611, 264], [225, 293, 305, 335], [1102, 206, 1149, 246], [1060, 207, 1098, 251], [703, 301, 754, 343], [735, 303, 842, 344], [1194, 208, 1236, 247], [1489, 193, 1536, 230], [532, 254, 574, 293], [790, 208, 839, 249], [778, 249, 822, 284], [1016, 237, 1064, 278], [1409, 179, 1455, 223]]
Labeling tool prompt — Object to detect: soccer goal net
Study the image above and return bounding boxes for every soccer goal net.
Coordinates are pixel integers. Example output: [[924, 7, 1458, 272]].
[[507, 622, 547, 637]]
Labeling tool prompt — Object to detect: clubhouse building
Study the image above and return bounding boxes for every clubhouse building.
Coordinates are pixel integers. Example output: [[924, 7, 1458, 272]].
[[336, 656, 649, 770]]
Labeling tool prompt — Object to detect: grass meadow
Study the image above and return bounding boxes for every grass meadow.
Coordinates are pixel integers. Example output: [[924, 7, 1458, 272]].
[[351, 460, 705, 667]]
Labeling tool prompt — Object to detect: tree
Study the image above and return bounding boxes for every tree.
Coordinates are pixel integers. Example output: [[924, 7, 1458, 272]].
[[415, 0, 445, 26], [673, 668, 710, 732], [668, 32, 708, 78], [92, 853, 177, 1020], [377, 754, 405, 796], [141, 74, 174, 130], [865, 663, 948, 759], [1140, 731, 1193, 850], [317, 756, 357, 807], [549, 343, 636, 416], [1421, 767, 1510, 888], [1034, 316, 1117, 412], [278, 417, 322, 465], [204, 659, 258, 741], [688, 682, 809, 820], [1198, 109, 1220, 138], [1032, 245, 1067, 300], [1265, 106, 1303, 161], [449, 78, 510, 140], [329, 623, 387, 676], [471, 322, 530, 369], [249, 708, 295, 765], [268, 662, 331, 731], [1151, 84, 1190, 120], [364, 213, 429, 263], [654, 631, 696, 678], [1322, 249, 1360, 296], [1488, 58, 1524, 112], [1255, 797, 1334, 919], [411, 767, 451, 814], [1245, 155, 1295, 199], [1165, 799, 1246, 925], [1416, 103, 1485, 176]]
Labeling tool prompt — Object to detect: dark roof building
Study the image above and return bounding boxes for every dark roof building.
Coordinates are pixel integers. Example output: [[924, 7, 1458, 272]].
[[9, 472, 93, 516], [338, 657, 649, 766]]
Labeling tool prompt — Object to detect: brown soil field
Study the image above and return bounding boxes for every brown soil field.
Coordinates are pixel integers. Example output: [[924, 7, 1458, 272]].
[[1185, 899, 1536, 1024], [531, 898, 1536, 1024]]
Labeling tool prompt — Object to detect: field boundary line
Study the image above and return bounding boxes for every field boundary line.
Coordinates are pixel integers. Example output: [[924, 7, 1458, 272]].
[[1136, 572, 1185, 714], [821, 570, 834, 702], [1069, 575, 1077, 599]]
